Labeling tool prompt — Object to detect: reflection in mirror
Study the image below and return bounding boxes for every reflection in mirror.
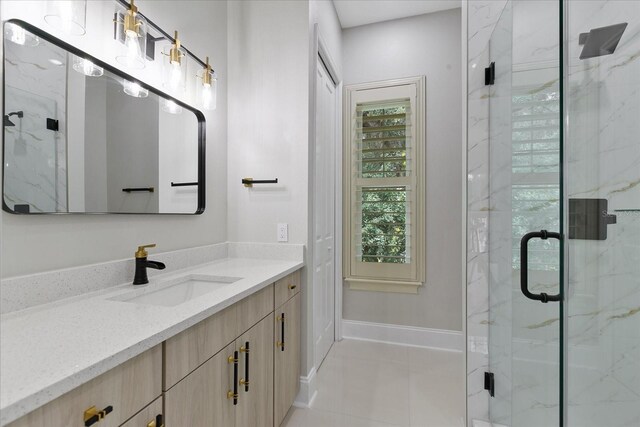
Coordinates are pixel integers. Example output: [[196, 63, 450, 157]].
[[3, 21, 204, 215]]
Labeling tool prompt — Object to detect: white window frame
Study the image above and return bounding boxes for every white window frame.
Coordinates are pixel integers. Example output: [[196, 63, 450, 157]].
[[343, 76, 426, 294]]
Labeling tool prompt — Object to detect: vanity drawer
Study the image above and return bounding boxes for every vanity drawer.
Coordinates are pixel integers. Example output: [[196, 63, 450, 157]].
[[119, 396, 162, 427], [237, 284, 274, 334], [8, 345, 162, 427], [163, 304, 238, 390], [274, 270, 301, 308]]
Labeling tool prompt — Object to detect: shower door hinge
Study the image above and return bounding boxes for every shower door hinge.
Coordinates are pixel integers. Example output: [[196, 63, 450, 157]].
[[484, 372, 495, 397], [485, 62, 495, 85]]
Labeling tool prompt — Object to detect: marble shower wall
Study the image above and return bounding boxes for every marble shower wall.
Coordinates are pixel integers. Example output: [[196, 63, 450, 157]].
[[466, 1, 507, 425], [3, 35, 68, 212], [565, 1, 640, 426]]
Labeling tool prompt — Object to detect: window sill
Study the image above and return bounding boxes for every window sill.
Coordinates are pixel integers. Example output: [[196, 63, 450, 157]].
[[345, 277, 423, 294]]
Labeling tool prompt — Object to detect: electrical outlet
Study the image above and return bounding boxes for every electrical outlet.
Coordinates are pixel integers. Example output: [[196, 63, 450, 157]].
[[277, 223, 288, 242]]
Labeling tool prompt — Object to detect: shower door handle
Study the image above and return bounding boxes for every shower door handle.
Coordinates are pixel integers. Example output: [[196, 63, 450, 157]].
[[520, 230, 561, 303]]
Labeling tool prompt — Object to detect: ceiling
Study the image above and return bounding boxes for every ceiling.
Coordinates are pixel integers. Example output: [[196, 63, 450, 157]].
[[333, 0, 461, 29]]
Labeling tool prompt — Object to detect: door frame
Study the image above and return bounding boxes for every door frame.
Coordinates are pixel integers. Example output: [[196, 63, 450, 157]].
[[309, 24, 343, 358]]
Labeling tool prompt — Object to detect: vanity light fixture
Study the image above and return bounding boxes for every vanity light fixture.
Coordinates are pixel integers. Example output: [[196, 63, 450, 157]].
[[162, 31, 187, 92], [44, 0, 87, 36], [4, 22, 39, 46], [114, 0, 147, 69], [196, 56, 217, 111], [72, 55, 104, 77], [123, 80, 149, 98]]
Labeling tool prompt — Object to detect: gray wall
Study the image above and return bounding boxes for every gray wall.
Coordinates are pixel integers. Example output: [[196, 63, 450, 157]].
[[342, 8, 463, 331], [1, 1, 228, 278]]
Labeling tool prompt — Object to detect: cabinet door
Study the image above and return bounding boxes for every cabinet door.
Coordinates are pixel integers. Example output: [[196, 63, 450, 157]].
[[164, 304, 238, 390], [164, 342, 236, 427], [237, 284, 274, 334], [119, 396, 162, 427], [8, 346, 162, 427], [236, 313, 274, 427], [273, 293, 301, 427], [274, 271, 301, 308]]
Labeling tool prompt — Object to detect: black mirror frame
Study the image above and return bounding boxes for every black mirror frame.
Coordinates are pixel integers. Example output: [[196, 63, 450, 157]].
[[2, 19, 206, 215]]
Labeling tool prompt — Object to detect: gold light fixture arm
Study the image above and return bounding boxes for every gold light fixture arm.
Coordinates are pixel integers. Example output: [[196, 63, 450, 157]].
[[202, 56, 213, 86], [123, 0, 141, 35], [168, 30, 183, 64]]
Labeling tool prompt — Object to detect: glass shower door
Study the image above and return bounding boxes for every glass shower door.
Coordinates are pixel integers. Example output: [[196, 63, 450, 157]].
[[487, 1, 562, 425], [564, 1, 640, 426]]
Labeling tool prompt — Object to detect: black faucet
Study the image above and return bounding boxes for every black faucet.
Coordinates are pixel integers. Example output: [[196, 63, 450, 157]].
[[133, 244, 166, 285]]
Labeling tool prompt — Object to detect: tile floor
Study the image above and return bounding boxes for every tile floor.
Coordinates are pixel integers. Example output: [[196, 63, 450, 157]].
[[282, 339, 465, 427]]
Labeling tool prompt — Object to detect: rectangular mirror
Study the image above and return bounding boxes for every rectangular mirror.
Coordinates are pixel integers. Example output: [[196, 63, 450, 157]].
[[2, 20, 205, 215]]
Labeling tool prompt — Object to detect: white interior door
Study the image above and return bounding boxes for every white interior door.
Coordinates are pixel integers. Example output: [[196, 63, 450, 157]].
[[313, 56, 336, 367]]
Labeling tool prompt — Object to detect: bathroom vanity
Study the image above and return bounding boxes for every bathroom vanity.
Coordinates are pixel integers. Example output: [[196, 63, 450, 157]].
[[1, 259, 303, 427]]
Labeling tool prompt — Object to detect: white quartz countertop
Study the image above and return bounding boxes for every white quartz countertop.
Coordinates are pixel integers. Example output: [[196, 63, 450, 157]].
[[0, 257, 303, 426]]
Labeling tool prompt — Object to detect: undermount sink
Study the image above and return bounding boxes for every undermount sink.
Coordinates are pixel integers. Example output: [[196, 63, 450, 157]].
[[112, 274, 242, 307]]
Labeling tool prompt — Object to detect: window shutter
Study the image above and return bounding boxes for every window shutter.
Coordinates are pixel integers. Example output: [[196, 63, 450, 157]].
[[343, 78, 425, 292], [354, 100, 412, 265]]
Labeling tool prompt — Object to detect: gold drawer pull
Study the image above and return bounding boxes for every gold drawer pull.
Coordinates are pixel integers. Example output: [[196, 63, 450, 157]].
[[84, 405, 113, 427], [288, 284, 297, 290], [147, 414, 164, 427]]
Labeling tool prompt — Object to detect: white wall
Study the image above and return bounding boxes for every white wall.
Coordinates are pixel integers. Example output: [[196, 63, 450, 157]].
[[0, 0, 227, 277], [309, 0, 343, 76], [341, 8, 463, 331], [226, 0, 309, 246], [226, 0, 311, 379]]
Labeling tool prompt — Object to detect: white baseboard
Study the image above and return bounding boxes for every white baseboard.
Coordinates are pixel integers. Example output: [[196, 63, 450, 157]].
[[341, 319, 463, 352], [293, 366, 317, 408]]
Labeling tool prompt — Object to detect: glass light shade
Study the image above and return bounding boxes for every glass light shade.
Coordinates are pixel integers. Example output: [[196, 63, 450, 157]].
[[196, 69, 217, 111], [44, 1, 87, 36], [162, 44, 187, 92], [161, 99, 183, 115], [123, 80, 149, 98], [72, 55, 103, 77], [4, 22, 40, 46], [115, 10, 147, 69]]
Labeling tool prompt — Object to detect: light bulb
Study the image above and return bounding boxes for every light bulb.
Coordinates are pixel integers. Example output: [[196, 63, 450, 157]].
[[123, 33, 142, 67], [123, 81, 148, 98], [9, 25, 26, 45], [5, 23, 39, 46], [59, 2, 74, 34], [168, 60, 182, 89], [161, 99, 183, 115], [72, 56, 103, 77], [201, 79, 217, 111], [44, 1, 87, 36]]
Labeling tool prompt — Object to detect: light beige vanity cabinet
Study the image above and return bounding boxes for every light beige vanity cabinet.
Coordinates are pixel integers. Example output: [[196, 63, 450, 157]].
[[164, 342, 236, 426], [236, 314, 274, 427], [8, 270, 302, 427], [163, 304, 239, 390], [119, 397, 163, 427], [274, 291, 301, 427], [164, 313, 275, 427], [8, 345, 162, 427]]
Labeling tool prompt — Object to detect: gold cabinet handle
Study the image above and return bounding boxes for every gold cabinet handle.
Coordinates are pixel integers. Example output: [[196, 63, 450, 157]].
[[228, 351, 239, 405], [240, 341, 250, 392], [147, 414, 164, 427], [288, 284, 297, 290], [84, 405, 113, 426]]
